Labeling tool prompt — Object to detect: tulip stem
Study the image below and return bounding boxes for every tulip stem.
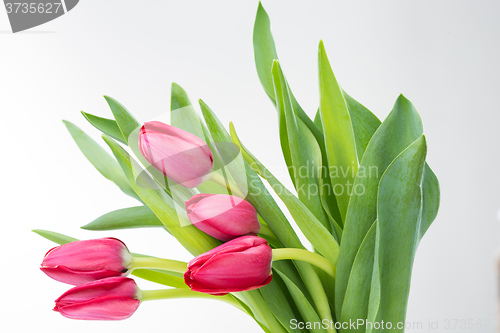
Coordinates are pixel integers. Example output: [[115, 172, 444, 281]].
[[130, 257, 187, 274], [272, 248, 336, 279], [141, 288, 248, 313], [209, 171, 245, 198]]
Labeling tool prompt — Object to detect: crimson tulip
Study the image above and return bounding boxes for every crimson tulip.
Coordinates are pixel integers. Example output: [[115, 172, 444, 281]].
[[185, 193, 261, 241], [138, 121, 213, 188], [41, 238, 132, 285], [53, 277, 141, 320], [184, 236, 272, 295]]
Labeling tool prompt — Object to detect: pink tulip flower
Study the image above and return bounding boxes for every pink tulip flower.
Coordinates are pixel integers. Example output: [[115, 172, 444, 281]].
[[41, 238, 132, 285], [138, 121, 213, 188], [53, 277, 141, 320], [185, 194, 261, 241], [184, 236, 272, 295]]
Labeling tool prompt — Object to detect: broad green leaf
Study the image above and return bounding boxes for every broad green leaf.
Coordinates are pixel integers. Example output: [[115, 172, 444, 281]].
[[81, 111, 127, 144], [339, 221, 376, 332], [272, 61, 331, 231], [368, 135, 427, 332], [343, 91, 381, 159], [63, 120, 141, 202], [275, 270, 328, 333], [253, 3, 343, 232], [315, 91, 382, 167], [104, 96, 140, 144], [318, 41, 358, 221], [253, 3, 326, 184], [102, 134, 220, 256], [334, 95, 424, 318], [81, 206, 163, 230], [230, 122, 339, 266], [253, 2, 278, 102]]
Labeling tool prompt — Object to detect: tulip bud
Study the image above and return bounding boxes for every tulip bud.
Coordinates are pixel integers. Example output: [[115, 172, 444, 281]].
[[185, 194, 261, 241], [138, 121, 213, 188], [184, 236, 272, 295], [53, 277, 141, 320], [41, 238, 132, 285]]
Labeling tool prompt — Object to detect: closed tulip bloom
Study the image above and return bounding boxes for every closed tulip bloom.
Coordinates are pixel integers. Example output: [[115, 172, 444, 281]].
[[41, 238, 132, 285], [185, 194, 261, 241], [54, 277, 141, 320], [139, 121, 213, 188], [184, 236, 272, 295]]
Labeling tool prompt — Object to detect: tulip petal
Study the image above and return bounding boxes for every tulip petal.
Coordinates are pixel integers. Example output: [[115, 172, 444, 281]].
[[54, 277, 140, 320], [55, 296, 140, 320], [188, 236, 268, 268], [40, 238, 131, 285], [55, 277, 138, 303], [41, 266, 125, 285], [185, 236, 272, 295], [187, 194, 261, 241], [187, 275, 273, 296], [191, 246, 272, 288], [139, 121, 213, 188]]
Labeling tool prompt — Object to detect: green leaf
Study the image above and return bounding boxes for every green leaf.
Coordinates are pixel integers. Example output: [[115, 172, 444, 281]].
[[199, 100, 302, 250], [230, 122, 339, 266], [81, 111, 127, 144], [62, 120, 141, 202], [102, 134, 220, 256], [275, 269, 328, 333], [313, 109, 323, 133], [339, 221, 376, 332], [272, 61, 332, 231], [253, 2, 327, 190], [343, 91, 381, 160], [81, 206, 163, 230], [104, 96, 140, 144], [200, 100, 336, 323], [253, 2, 279, 102], [32, 229, 78, 245], [368, 135, 427, 332], [170, 83, 207, 140], [132, 269, 187, 288], [420, 164, 440, 237], [259, 275, 302, 333], [334, 95, 424, 318], [318, 41, 359, 221]]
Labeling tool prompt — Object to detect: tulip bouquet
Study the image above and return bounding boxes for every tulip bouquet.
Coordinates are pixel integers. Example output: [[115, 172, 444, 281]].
[[34, 3, 440, 333]]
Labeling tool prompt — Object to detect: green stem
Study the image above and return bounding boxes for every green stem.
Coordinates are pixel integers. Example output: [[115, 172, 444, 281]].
[[209, 171, 245, 198], [130, 257, 187, 274], [141, 288, 248, 314], [272, 248, 336, 279]]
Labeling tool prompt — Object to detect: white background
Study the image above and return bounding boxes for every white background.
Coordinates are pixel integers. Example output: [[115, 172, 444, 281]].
[[1, 0, 500, 332]]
